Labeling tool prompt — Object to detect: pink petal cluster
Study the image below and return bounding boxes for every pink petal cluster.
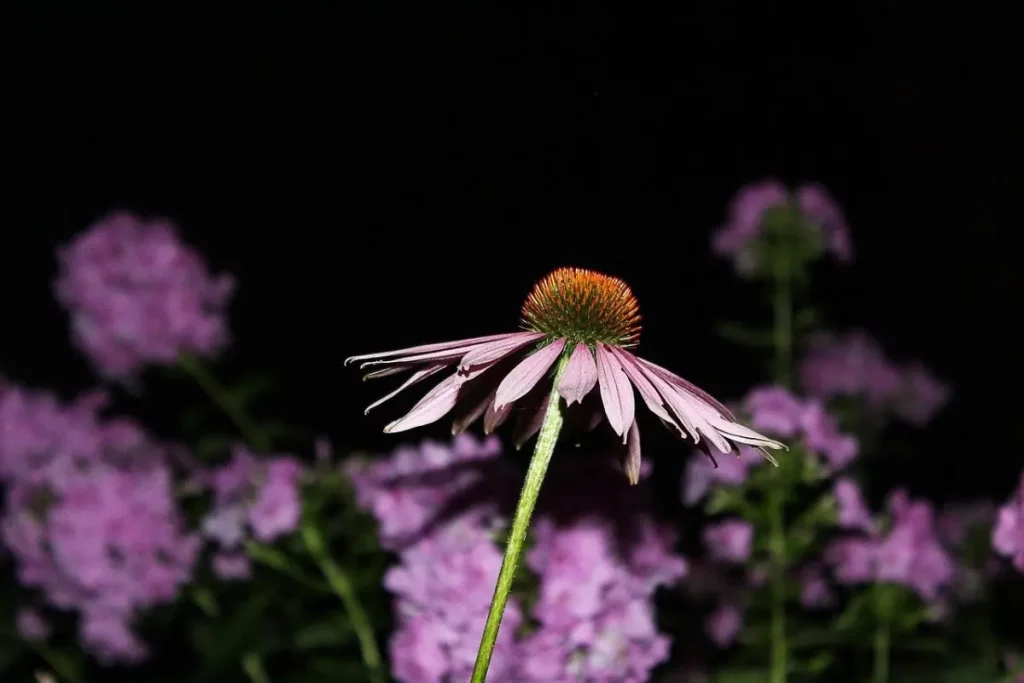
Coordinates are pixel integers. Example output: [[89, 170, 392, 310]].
[[54, 211, 235, 381], [993, 473, 1024, 573], [346, 435, 687, 682], [712, 179, 853, 274], [799, 331, 951, 426], [200, 445, 304, 580], [0, 382, 200, 662], [825, 484, 956, 602], [345, 434, 523, 682], [348, 333, 783, 484]]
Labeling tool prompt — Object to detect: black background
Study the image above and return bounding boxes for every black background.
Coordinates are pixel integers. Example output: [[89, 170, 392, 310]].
[[6, 6, 1020, 502]]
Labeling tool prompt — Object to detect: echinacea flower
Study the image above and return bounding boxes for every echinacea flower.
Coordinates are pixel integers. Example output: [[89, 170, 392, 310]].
[[346, 267, 784, 483]]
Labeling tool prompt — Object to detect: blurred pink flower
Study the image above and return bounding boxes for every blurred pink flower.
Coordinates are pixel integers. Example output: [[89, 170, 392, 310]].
[[706, 603, 742, 648], [703, 520, 754, 563], [347, 268, 783, 484], [54, 211, 234, 381], [993, 473, 1024, 573]]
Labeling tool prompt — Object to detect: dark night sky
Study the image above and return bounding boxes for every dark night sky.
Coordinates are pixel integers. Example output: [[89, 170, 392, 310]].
[[5, 6, 1020, 499]]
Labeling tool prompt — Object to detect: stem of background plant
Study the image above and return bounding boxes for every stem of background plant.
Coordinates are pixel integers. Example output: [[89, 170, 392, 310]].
[[768, 247, 794, 683], [471, 353, 570, 683], [301, 523, 385, 683], [179, 354, 383, 683], [178, 353, 271, 452], [871, 584, 892, 683]]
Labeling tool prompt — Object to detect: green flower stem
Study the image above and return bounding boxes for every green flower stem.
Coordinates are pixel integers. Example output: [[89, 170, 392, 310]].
[[179, 355, 382, 683], [178, 353, 271, 452], [471, 353, 570, 683], [769, 249, 793, 683], [302, 523, 385, 683], [767, 481, 788, 683], [871, 585, 892, 683]]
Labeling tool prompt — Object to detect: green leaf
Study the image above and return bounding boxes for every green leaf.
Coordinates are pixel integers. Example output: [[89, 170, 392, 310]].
[[192, 586, 220, 617], [293, 620, 354, 650]]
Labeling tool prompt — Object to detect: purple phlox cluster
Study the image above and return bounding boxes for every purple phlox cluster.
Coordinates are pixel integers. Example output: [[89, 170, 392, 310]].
[[702, 520, 753, 564], [347, 434, 687, 682], [682, 447, 763, 506], [346, 434, 520, 682], [993, 473, 1024, 573], [54, 210, 235, 381], [826, 484, 956, 602], [712, 179, 852, 274], [519, 515, 686, 682], [0, 383, 200, 663], [16, 606, 50, 641], [799, 331, 950, 426], [201, 445, 305, 580], [746, 385, 858, 471]]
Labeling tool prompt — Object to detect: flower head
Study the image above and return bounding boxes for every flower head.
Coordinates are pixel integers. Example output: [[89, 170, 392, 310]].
[[346, 267, 784, 483]]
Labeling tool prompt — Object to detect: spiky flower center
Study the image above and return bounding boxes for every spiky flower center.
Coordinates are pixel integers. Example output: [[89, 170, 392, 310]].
[[521, 267, 641, 348]]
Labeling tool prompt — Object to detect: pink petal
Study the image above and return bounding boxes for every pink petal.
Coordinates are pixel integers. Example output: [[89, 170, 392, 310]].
[[514, 392, 551, 450], [494, 339, 566, 409], [383, 373, 462, 433], [483, 398, 513, 434], [709, 415, 785, 451], [345, 332, 521, 365], [557, 343, 599, 405], [459, 332, 544, 370], [637, 358, 737, 419], [610, 347, 674, 426], [362, 366, 415, 380], [365, 363, 448, 414], [451, 387, 497, 434], [625, 421, 642, 485], [595, 343, 635, 441], [637, 362, 731, 453]]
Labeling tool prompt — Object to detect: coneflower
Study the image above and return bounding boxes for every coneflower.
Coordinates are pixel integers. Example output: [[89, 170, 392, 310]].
[[345, 267, 785, 682]]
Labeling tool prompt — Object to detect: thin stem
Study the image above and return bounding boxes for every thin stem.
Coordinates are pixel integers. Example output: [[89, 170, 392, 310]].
[[471, 354, 569, 683], [872, 585, 892, 683], [772, 252, 793, 388], [769, 248, 793, 683], [302, 523, 385, 683], [178, 353, 270, 452], [768, 482, 788, 683]]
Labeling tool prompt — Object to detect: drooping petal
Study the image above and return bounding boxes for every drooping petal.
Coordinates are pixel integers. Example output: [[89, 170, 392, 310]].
[[362, 366, 414, 380], [624, 420, 642, 485], [595, 343, 635, 442], [344, 332, 522, 365], [557, 342, 599, 405], [494, 338, 566, 409], [709, 414, 786, 452], [637, 361, 731, 453], [483, 398, 513, 434], [383, 373, 463, 433], [638, 357, 737, 419], [610, 347, 674, 426], [458, 332, 545, 371], [364, 363, 447, 414], [514, 392, 551, 450], [451, 385, 498, 435]]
